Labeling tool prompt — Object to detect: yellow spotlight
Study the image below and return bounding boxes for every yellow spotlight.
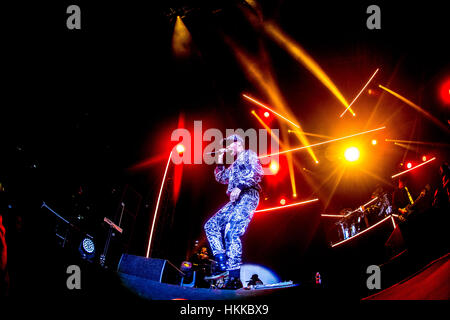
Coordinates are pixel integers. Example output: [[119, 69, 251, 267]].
[[172, 16, 192, 58], [371, 139, 377, 145], [344, 147, 360, 162]]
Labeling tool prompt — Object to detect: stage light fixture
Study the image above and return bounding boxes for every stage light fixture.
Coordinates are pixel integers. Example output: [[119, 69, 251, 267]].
[[280, 198, 286, 205], [264, 111, 270, 118], [344, 147, 360, 162], [180, 261, 192, 272], [176, 144, 185, 154], [79, 236, 95, 261], [406, 162, 412, 169], [371, 139, 377, 145], [269, 160, 279, 174], [422, 156, 427, 162]]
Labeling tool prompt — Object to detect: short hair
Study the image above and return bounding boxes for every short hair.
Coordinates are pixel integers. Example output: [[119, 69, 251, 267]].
[[224, 134, 244, 145]]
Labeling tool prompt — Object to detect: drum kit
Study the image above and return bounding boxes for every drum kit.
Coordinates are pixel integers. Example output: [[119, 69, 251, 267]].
[[335, 193, 393, 241]]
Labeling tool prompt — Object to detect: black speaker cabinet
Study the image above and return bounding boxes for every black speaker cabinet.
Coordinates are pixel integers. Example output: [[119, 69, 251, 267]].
[[117, 254, 182, 284]]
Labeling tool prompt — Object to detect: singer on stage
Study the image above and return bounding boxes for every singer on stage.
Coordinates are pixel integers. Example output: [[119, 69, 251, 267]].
[[204, 134, 263, 289]]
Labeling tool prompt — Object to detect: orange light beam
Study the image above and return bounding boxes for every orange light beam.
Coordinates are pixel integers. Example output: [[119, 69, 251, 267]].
[[244, 94, 319, 163], [386, 139, 450, 148], [263, 22, 354, 116], [331, 215, 395, 248], [255, 198, 319, 213], [379, 85, 450, 134], [146, 150, 173, 258], [259, 127, 386, 159], [251, 111, 297, 197], [244, 93, 301, 129], [391, 157, 436, 179], [251, 110, 283, 146], [340, 68, 379, 118]]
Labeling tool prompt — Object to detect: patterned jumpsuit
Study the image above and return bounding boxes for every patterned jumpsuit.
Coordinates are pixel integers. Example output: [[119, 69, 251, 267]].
[[204, 149, 263, 271]]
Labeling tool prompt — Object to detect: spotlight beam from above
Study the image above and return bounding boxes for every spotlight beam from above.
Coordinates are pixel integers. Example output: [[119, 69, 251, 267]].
[[340, 68, 379, 118], [259, 126, 386, 159]]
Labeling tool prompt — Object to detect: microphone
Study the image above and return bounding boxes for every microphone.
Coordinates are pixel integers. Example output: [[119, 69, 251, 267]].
[[206, 148, 230, 155]]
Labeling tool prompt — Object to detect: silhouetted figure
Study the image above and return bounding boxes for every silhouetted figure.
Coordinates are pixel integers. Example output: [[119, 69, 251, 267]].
[[433, 162, 450, 210], [392, 177, 413, 216], [246, 274, 263, 288], [190, 246, 212, 288]]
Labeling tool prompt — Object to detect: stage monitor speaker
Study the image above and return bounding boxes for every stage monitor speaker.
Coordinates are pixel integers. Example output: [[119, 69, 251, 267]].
[[117, 254, 181, 284]]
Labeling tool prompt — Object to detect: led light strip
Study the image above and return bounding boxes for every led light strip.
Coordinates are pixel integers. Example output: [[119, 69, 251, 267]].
[[391, 157, 436, 178], [255, 198, 319, 213], [146, 151, 173, 258], [331, 215, 396, 248]]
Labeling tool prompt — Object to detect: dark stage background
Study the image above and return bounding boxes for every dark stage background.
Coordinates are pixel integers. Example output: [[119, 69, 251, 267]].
[[1, 0, 448, 297]]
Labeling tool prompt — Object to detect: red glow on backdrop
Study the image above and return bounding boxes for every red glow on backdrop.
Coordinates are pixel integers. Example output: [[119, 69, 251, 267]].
[[129, 153, 169, 170], [439, 78, 450, 105], [173, 114, 185, 204]]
